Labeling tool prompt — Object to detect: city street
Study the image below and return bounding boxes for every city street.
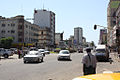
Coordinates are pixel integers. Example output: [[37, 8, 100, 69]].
[[0, 52, 120, 80]]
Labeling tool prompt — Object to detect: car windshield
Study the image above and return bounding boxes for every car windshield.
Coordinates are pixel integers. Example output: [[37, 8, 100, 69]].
[[28, 52, 38, 55], [96, 49, 106, 53], [60, 51, 69, 54], [30, 48, 38, 51]]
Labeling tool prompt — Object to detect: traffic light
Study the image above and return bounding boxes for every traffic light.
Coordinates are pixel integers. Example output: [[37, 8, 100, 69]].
[[94, 25, 97, 30]]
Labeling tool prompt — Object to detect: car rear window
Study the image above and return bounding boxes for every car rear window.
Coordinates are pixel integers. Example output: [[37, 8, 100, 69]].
[[96, 49, 106, 53], [60, 51, 69, 54]]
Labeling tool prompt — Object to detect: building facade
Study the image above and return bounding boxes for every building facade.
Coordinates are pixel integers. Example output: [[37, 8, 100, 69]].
[[99, 29, 107, 44], [0, 15, 40, 47], [34, 9, 55, 46], [74, 27, 83, 46], [38, 27, 52, 48], [55, 32, 63, 46], [107, 0, 120, 46]]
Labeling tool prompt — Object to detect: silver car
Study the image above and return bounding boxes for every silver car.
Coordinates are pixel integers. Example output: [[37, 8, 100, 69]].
[[57, 50, 71, 60], [23, 51, 44, 63]]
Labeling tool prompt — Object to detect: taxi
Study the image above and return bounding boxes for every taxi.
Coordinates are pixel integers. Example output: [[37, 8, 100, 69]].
[[72, 73, 120, 80]]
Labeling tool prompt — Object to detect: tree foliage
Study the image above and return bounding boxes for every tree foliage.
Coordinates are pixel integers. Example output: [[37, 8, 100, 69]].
[[90, 41, 95, 47], [0, 37, 13, 48]]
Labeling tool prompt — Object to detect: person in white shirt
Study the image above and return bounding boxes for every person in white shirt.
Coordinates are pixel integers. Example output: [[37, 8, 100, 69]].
[[82, 48, 97, 75]]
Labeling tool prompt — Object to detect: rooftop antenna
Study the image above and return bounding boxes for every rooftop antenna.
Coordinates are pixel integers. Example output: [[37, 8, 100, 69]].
[[43, 3, 44, 9]]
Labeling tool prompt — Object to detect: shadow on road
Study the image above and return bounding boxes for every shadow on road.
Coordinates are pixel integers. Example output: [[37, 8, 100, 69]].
[[58, 59, 72, 61], [0, 57, 17, 60], [24, 61, 44, 64]]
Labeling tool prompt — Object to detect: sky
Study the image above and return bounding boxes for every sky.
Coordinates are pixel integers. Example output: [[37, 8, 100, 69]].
[[0, 0, 109, 45]]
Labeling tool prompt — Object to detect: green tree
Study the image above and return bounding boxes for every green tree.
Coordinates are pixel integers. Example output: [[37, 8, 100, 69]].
[[0, 37, 13, 48], [90, 41, 95, 47]]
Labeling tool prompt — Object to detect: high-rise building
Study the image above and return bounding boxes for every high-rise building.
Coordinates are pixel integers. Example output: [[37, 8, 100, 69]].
[[74, 27, 83, 46], [34, 9, 55, 46]]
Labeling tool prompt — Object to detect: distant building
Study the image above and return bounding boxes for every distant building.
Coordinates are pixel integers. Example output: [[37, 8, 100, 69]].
[[99, 29, 107, 44], [55, 32, 63, 46], [0, 15, 40, 47], [38, 27, 52, 48], [74, 27, 83, 46], [82, 37, 86, 46], [34, 9, 55, 46]]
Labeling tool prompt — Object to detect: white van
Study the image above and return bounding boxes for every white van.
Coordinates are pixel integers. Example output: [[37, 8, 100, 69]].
[[95, 45, 109, 61]]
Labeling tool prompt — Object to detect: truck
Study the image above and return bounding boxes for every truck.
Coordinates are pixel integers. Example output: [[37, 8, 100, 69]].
[[95, 45, 109, 61]]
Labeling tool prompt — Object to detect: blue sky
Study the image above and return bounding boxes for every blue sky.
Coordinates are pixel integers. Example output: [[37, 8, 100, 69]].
[[0, 0, 109, 45]]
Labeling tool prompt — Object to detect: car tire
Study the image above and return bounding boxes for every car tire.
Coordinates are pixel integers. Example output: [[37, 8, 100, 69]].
[[41, 58, 43, 62], [4, 54, 9, 58], [24, 61, 27, 63], [37, 58, 40, 63]]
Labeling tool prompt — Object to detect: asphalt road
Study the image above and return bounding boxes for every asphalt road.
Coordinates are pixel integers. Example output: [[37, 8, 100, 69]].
[[0, 52, 120, 80]]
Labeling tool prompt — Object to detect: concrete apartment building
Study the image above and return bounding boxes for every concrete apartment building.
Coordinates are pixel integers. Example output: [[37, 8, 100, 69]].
[[0, 15, 40, 47], [74, 27, 83, 46], [99, 29, 107, 44], [107, 0, 120, 46], [34, 9, 55, 47]]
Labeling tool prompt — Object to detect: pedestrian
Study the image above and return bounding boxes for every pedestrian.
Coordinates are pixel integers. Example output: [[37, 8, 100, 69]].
[[82, 48, 97, 75], [17, 49, 21, 59]]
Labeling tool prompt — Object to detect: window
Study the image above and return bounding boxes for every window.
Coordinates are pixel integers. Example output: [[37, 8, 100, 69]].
[[41, 31, 43, 35], [1, 30, 5, 33], [8, 31, 10, 33], [8, 24, 10, 26], [18, 32, 22, 36], [18, 25, 23, 29], [11, 30, 15, 33], [2, 24, 5, 27], [11, 23, 15, 26], [26, 25, 28, 28]]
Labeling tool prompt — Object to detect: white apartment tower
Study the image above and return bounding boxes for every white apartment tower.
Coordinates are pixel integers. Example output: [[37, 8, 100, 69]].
[[34, 9, 55, 46], [74, 27, 83, 45]]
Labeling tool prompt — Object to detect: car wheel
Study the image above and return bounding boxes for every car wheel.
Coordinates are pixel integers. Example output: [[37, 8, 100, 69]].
[[37, 58, 40, 63], [24, 61, 27, 63], [4, 54, 9, 58], [41, 58, 43, 62]]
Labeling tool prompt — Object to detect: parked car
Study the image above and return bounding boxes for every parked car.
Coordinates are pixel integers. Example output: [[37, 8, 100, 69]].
[[23, 50, 44, 63], [0, 48, 14, 58], [10, 48, 17, 54], [95, 45, 109, 61], [57, 50, 71, 60]]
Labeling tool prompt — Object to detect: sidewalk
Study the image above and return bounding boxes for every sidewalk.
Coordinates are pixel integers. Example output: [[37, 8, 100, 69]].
[[110, 52, 120, 62]]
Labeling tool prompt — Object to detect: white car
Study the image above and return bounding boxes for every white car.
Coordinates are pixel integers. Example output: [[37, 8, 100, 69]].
[[44, 50, 50, 54], [23, 51, 44, 63], [38, 49, 46, 56], [57, 50, 71, 60]]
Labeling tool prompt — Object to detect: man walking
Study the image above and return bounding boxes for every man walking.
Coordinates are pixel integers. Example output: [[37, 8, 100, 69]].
[[82, 48, 97, 75]]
